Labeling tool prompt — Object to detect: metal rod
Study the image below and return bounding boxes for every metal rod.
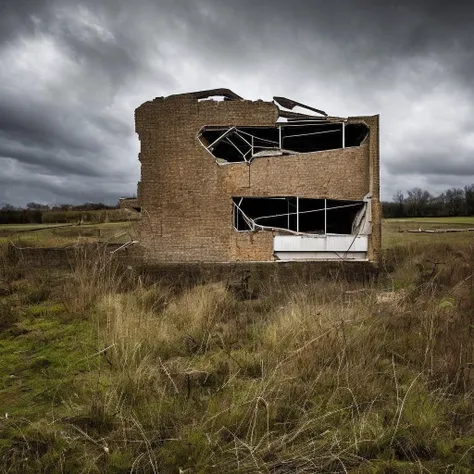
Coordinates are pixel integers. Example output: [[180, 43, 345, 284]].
[[207, 127, 236, 149], [252, 145, 281, 150], [296, 196, 299, 232], [342, 122, 345, 148], [238, 130, 279, 145], [283, 128, 340, 139], [287, 198, 290, 230], [252, 202, 363, 222], [324, 198, 327, 235], [233, 131, 252, 147], [224, 137, 247, 159], [279, 126, 282, 149]]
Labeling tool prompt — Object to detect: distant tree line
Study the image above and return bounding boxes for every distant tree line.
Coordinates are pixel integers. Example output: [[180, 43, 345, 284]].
[[0, 202, 117, 224], [383, 185, 474, 218], [4, 189, 474, 223]]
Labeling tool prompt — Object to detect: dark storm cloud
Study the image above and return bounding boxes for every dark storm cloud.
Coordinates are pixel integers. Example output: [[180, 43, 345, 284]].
[[208, 0, 474, 61], [0, 0, 51, 43], [0, 96, 101, 154], [390, 149, 474, 177], [0, 163, 127, 204], [0, 0, 473, 205]]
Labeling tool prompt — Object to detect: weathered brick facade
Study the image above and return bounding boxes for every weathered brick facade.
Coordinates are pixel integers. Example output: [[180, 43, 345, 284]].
[[134, 91, 381, 263], [118, 197, 139, 210]]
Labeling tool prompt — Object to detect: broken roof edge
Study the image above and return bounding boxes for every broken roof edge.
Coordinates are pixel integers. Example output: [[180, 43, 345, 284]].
[[166, 88, 244, 101], [141, 90, 337, 118], [277, 111, 346, 122], [137, 90, 373, 127], [273, 96, 327, 117]]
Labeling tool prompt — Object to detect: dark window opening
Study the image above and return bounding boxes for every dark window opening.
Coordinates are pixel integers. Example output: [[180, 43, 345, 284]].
[[233, 197, 364, 234], [281, 123, 342, 153], [200, 123, 368, 163], [234, 197, 294, 230], [325, 199, 364, 234], [344, 123, 369, 147], [298, 198, 325, 233]]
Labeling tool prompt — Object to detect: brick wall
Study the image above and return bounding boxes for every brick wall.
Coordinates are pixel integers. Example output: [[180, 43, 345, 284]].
[[135, 94, 381, 263], [119, 197, 139, 209]]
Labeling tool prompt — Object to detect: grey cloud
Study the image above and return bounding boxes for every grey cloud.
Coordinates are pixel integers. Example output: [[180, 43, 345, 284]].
[[182, 0, 474, 84], [0, 98, 102, 154], [0, 0, 473, 206], [0, 0, 51, 43], [0, 158, 135, 205], [388, 153, 474, 178]]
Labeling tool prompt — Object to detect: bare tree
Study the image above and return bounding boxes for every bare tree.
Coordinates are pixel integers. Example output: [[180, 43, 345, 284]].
[[406, 188, 432, 217], [392, 190, 405, 217], [465, 184, 474, 216], [444, 188, 465, 216]]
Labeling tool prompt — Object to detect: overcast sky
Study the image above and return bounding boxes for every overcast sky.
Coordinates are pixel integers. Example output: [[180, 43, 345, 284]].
[[0, 0, 473, 206]]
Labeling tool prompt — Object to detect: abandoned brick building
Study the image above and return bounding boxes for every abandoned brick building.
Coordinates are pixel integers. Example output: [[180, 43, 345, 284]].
[[131, 88, 381, 263]]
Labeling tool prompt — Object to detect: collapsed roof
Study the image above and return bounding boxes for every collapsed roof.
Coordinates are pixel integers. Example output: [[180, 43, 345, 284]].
[[173, 88, 342, 122]]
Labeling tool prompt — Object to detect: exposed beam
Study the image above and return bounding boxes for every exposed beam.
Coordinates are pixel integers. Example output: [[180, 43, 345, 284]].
[[273, 96, 328, 117]]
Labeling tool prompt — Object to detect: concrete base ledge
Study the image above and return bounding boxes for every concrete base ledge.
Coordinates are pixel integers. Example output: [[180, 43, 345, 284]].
[[6, 244, 379, 287], [135, 260, 380, 288]]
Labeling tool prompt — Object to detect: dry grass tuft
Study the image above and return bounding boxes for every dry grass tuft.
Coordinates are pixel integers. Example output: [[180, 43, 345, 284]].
[[2, 242, 474, 472]]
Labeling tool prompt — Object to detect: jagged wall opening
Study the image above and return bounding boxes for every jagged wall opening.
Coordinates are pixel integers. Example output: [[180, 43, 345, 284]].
[[233, 197, 364, 234], [200, 123, 368, 163]]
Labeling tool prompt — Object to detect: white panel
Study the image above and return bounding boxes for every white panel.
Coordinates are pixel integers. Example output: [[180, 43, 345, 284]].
[[274, 235, 368, 253], [275, 251, 367, 261]]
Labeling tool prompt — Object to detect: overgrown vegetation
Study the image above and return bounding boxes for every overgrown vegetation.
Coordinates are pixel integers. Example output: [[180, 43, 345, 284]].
[[383, 216, 474, 248], [0, 202, 138, 225], [383, 184, 474, 218], [41, 209, 138, 225], [0, 221, 135, 247], [1, 229, 474, 472]]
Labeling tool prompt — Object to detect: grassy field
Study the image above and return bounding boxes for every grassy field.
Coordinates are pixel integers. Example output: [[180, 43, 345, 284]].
[[2, 217, 474, 249], [0, 221, 135, 247], [0, 224, 68, 230], [1, 218, 474, 472], [387, 216, 474, 225], [384, 217, 474, 248]]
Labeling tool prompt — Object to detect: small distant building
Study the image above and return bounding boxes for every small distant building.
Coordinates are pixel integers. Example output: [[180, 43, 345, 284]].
[[131, 88, 381, 263], [118, 197, 140, 212]]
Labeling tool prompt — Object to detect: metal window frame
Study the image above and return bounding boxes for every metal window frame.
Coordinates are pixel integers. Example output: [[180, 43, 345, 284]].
[[200, 122, 348, 164], [232, 197, 363, 235]]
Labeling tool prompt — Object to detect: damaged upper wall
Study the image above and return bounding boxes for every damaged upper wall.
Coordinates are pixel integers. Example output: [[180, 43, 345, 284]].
[[134, 89, 381, 264], [135, 89, 279, 135], [199, 122, 369, 163]]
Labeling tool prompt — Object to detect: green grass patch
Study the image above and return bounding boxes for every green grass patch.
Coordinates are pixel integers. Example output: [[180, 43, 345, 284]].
[[0, 314, 97, 418], [2, 234, 474, 471], [383, 217, 474, 248], [388, 216, 474, 225]]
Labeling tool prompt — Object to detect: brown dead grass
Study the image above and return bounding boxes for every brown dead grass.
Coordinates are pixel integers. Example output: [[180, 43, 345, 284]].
[[1, 242, 474, 472]]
